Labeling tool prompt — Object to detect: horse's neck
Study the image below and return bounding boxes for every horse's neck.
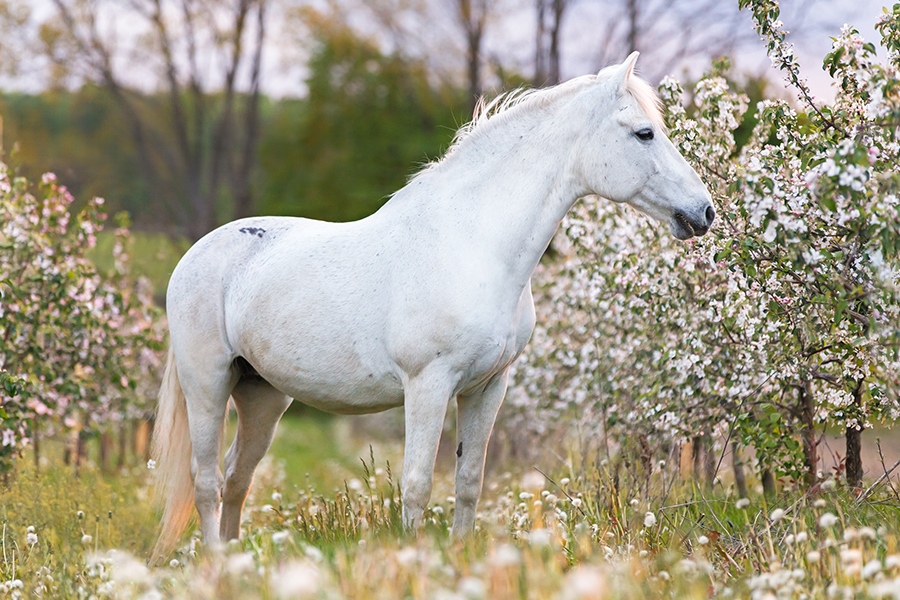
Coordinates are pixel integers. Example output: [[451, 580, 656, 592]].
[[389, 113, 586, 288]]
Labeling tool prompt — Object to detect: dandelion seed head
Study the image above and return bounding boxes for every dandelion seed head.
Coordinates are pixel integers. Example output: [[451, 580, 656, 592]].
[[819, 512, 839, 528], [862, 559, 882, 579], [272, 530, 290, 545]]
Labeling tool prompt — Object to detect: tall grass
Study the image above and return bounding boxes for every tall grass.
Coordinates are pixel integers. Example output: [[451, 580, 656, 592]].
[[2, 423, 900, 598]]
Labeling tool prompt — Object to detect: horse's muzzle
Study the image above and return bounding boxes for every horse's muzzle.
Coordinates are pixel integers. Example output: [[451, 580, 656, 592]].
[[673, 205, 715, 239]]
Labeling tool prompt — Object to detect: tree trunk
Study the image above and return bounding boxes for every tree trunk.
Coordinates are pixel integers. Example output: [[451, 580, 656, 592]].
[[99, 431, 111, 472], [691, 435, 702, 480], [626, 0, 639, 52], [533, 0, 547, 85], [63, 430, 72, 466], [458, 0, 485, 114], [732, 442, 748, 498], [846, 380, 864, 488], [232, 1, 267, 221], [547, 0, 566, 84], [639, 434, 652, 495], [761, 468, 776, 498], [188, 188, 213, 242], [32, 425, 40, 472], [703, 433, 716, 488], [466, 30, 482, 114], [75, 430, 87, 476], [799, 384, 818, 487], [117, 419, 128, 470], [846, 426, 863, 489]]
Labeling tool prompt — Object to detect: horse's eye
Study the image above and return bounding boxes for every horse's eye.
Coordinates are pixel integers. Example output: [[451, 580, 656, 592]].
[[635, 128, 654, 141]]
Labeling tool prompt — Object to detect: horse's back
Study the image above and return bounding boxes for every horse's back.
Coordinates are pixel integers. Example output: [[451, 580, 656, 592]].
[[165, 216, 329, 357], [167, 216, 321, 308]]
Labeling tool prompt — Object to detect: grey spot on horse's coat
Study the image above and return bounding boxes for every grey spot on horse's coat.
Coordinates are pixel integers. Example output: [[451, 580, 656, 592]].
[[239, 227, 266, 238], [456, 442, 463, 458]]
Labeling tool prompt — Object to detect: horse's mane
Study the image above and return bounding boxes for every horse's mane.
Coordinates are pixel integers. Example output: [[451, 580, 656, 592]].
[[410, 67, 664, 182]]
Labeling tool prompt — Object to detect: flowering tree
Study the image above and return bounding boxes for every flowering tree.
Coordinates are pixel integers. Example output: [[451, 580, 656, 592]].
[[0, 371, 28, 476], [0, 162, 165, 472], [505, 2, 900, 489]]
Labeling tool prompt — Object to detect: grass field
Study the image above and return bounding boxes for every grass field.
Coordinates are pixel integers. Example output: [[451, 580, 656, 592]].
[[2, 413, 900, 599]]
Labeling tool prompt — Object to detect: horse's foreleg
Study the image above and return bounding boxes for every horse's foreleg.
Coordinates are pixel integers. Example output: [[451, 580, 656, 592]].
[[452, 369, 509, 536], [401, 373, 455, 530], [220, 380, 291, 541]]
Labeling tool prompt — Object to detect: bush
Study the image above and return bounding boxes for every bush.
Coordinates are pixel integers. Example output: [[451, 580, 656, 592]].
[[0, 163, 165, 472]]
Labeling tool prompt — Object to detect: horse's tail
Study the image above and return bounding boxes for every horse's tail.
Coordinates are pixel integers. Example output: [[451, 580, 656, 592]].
[[150, 347, 194, 564]]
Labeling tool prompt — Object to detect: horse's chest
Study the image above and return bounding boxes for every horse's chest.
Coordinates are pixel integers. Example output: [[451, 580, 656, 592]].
[[394, 284, 536, 388]]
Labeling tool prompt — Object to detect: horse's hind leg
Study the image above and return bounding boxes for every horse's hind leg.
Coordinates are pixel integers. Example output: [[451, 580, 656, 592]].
[[177, 356, 236, 551], [220, 379, 292, 541]]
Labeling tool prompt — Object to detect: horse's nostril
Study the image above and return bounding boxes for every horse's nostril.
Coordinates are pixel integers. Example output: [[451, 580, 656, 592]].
[[705, 205, 716, 226]]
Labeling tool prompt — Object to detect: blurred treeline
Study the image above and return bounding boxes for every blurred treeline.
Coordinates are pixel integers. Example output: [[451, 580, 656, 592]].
[[1, 26, 466, 234]]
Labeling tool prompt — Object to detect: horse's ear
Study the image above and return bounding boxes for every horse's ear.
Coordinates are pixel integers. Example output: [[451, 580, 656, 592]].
[[614, 51, 640, 92]]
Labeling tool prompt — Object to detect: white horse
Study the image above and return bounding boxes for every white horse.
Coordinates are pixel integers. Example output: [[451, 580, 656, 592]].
[[150, 52, 714, 560]]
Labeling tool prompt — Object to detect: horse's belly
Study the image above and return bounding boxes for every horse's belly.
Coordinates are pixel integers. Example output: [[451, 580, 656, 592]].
[[255, 360, 405, 415]]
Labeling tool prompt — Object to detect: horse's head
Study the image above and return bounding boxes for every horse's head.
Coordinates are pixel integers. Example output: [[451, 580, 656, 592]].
[[572, 52, 714, 240]]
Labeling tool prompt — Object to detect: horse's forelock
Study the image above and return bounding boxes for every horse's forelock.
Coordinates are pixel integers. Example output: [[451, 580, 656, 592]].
[[623, 75, 666, 132]]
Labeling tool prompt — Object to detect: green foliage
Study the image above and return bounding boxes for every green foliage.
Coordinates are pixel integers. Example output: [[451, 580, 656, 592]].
[[0, 371, 27, 474], [0, 88, 148, 221], [257, 26, 466, 221]]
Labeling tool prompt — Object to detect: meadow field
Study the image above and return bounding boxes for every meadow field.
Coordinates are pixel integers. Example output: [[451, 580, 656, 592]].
[[2, 411, 900, 599]]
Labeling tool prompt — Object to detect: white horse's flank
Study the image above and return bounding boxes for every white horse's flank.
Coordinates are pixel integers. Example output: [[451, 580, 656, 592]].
[[151, 53, 714, 560]]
